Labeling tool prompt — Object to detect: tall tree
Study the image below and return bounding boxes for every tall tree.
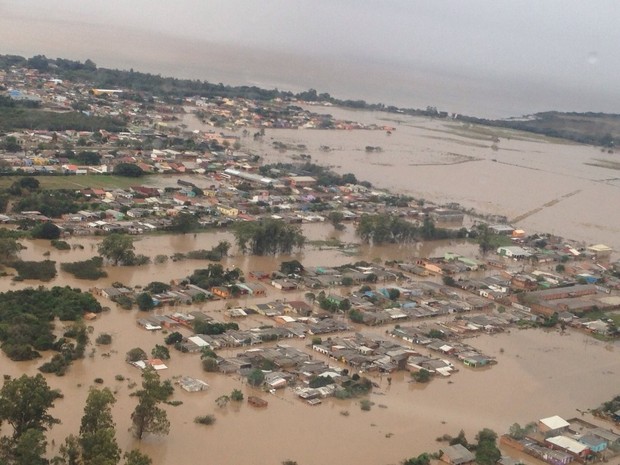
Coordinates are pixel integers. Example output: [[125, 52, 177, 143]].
[[0, 374, 61, 439], [123, 450, 152, 465], [97, 234, 135, 265], [79, 388, 120, 465], [130, 368, 172, 440]]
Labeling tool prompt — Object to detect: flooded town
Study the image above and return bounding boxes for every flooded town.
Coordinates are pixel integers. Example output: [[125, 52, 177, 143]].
[[0, 56, 619, 465]]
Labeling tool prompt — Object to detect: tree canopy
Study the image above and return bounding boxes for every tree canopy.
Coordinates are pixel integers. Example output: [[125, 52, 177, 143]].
[[233, 219, 305, 255], [130, 367, 173, 440], [98, 233, 136, 265]]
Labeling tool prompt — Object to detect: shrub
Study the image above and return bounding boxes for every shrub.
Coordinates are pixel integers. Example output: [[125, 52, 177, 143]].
[[32, 222, 61, 240], [194, 415, 216, 425], [51, 240, 71, 250], [360, 399, 373, 411], [12, 260, 56, 281], [95, 333, 112, 345], [61, 257, 107, 280]]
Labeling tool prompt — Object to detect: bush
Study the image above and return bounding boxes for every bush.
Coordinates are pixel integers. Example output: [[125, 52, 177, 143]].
[[94, 378, 104, 384], [31, 222, 61, 240], [202, 357, 218, 372], [194, 415, 216, 425], [61, 257, 107, 280], [12, 259, 56, 281], [95, 333, 112, 345], [230, 389, 244, 402], [360, 399, 373, 411], [165, 331, 183, 345], [411, 369, 432, 383], [51, 240, 71, 250], [136, 292, 155, 311]]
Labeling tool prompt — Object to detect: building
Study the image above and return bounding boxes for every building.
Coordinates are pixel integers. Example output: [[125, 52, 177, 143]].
[[538, 416, 570, 437], [441, 444, 475, 465]]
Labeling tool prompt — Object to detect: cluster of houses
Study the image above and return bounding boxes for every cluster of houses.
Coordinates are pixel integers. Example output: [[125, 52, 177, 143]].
[[501, 415, 620, 464]]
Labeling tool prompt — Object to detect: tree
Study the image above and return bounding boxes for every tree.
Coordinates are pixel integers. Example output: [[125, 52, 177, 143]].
[[247, 368, 265, 387], [449, 429, 469, 447], [202, 357, 218, 372], [403, 453, 431, 465], [0, 237, 21, 263], [126, 347, 147, 362], [215, 395, 230, 408], [411, 369, 431, 383], [328, 211, 345, 230], [98, 234, 135, 265], [114, 163, 144, 177], [475, 428, 501, 465], [136, 292, 155, 311], [124, 450, 152, 465], [79, 388, 120, 465], [144, 281, 171, 294], [151, 345, 170, 360], [31, 222, 61, 240], [9, 428, 48, 465], [0, 374, 62, 439], [164, 332, 183, 345], [230, 389, 244, 402], [130, 367, 172, 440], [76, 151, 101, 166], [280, 260, 304, 276], [170, 213, 199, 233], [233, 219, 305, 255]]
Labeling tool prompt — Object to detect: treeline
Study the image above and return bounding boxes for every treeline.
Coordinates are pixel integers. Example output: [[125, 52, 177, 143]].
[[0, 286, 102, 361], [0, 105, 127, 133], [458, 111, 619, 147], [259, 161, 370, 188], [233, 219, 305, 255], [357, 214, 464, 245]]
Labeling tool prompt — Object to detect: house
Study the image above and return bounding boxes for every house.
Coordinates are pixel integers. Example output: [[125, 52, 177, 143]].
[[538, 416, 570, 437], [545, 436, 589, 459], [578, 434, 607, 453], [441, 444, 475, 465]]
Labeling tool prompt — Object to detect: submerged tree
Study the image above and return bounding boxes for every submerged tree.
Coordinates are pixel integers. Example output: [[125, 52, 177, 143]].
[[98, 234, 136, 266], [130, 367, 173, 440], [79, 387, 120, 465], [233, 219, 305, 255]]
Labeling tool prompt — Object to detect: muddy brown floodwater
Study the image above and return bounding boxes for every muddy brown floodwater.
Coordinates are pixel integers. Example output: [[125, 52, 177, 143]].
[[1, 228, 619, 465], [191, 106, 620, 253]]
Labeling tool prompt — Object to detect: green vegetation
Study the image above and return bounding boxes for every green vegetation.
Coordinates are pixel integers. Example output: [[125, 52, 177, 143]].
[[247, 368, 265, 387], [360, 399, 373, 411], [15, 189, 82, 218], [130, 367, 173, 440], [77, 387, 121, 465], [164, 331, 183, 345], [98, 233, 136, 265], [233, 219, 305, 255], [114, 163, 144, 177], [11, 259, 57, 281], [335, 376, 373, 399], [61, 257, 108, 280], [475, 428, 501, 465], [0, 175, 142, 191], [126, 347, 147, 362], [124, 449, 153, 465], [403, 453, 431, 465], [0, 105, 127, 133], [357, 214, 456, 245], [187, 263, 243, 290], [151, 345, 170, 360], [0, 287, 100, 360], [136, 292, 155, 311], [0, 373, 61, 464], [31, 222, 61, 240], [51, 239, 71, 250], [508, 422, 536, 440], [230, 389, 244, 402], [193, 320, 239, 335], [95, 333, 113, 345], [411, 369, 432, 383], [194, 415, 216, 426], [183, 241, 232, 261]]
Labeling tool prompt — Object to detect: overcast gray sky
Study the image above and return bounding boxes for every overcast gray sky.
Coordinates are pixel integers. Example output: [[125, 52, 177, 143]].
[[1, 0, 618, 117]]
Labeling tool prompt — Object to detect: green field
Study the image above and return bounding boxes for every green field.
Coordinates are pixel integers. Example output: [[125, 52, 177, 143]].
[[0, 175, 145, 190]]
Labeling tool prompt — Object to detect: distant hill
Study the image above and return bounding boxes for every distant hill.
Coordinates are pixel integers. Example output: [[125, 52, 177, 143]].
[[1, 54, 617, 147], [460, 111, 619, 147]]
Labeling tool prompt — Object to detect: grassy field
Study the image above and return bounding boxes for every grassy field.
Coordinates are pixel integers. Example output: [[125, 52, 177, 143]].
[[0, 175, 146, 190]]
